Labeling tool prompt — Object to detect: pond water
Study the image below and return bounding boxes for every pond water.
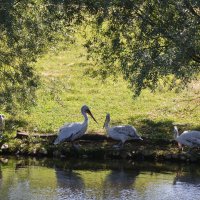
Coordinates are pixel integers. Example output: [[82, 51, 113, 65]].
[[0, 156, 200, 200]]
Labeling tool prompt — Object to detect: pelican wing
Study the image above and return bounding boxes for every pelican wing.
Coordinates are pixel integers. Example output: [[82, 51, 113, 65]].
[[112, 125, 137, 138], [54, 122, 83, 144], [190, 131, 200, 138], [179, 131, 200, 146], [191, 138, 200, 145], [186, 131, 200, 145], [0, 117, 5, 130], [182, 130, 200, 136]]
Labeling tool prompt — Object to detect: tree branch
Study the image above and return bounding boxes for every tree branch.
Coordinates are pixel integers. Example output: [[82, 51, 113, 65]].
[[192, 54, 200, 63], [184, 0, 200, 19]]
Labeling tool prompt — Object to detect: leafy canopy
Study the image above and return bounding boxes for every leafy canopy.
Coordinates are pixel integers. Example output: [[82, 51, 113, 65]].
[[0, 0, 72, 113], [81, 0, 200, 95], [1, 0, 199, 115]]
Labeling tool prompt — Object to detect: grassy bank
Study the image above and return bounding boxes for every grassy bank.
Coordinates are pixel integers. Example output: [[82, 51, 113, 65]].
[[3, 40, 200, 140], [1, 135, 200, 163]]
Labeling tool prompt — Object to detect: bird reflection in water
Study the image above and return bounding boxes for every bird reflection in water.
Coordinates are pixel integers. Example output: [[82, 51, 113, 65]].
[[0, 157, 8, 164], [0, 170, 2, 190], [103, 168, 140, 198], [173, 165, 200, 186], [0, 158, 4, 189], [55, 167, 85, 197], [0, 157, 8, 186]]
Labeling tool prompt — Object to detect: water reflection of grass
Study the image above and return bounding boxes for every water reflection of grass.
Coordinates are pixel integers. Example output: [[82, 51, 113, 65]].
[[1, 157, 200, 199], [1, 156, 197, 172], [0, 161, 57, 200]]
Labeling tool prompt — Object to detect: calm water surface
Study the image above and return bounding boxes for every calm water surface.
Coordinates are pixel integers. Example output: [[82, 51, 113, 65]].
[[0, 156, 200, 200]]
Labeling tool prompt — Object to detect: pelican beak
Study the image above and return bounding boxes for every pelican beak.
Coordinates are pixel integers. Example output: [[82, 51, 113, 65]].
[[87, 109, 98, 124]]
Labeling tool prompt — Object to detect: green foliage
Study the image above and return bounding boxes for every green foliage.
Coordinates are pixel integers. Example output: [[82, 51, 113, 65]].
[[12, 43, 199, 137], [82, 0, 200, 95], [0, 0, 199, 138], [1, 0, 199, 113], [0, 0, 72, 113]]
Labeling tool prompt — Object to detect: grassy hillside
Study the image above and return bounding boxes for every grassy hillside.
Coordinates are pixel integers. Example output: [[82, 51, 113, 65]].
[[11, 41, 200, 140]]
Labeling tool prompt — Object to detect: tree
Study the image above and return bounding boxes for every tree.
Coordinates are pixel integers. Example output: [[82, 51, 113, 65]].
[[0, 0, 72, 113], [82, 0, 200, 95], [1, 0, 199, 115]]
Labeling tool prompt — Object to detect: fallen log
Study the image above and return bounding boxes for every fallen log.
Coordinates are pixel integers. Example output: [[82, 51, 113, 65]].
[[15, 132, 130, 142], [15, 131, 109, 141], [16, 131, 57, 139], [15, 131, 175, 145]]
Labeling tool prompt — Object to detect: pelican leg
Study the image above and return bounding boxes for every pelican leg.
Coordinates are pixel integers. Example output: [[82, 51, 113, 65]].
[[186, 146, 197, 154], [113, 141, 124, 149], [120, 142, 124, 149], [187, 148, 192, 154], [0, 131, 2, 139], [71, 141, 80, 150], [178, 143, 183, 152]]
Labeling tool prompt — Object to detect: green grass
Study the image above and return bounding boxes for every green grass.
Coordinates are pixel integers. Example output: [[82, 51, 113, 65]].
[[7, 41, 200, 140]]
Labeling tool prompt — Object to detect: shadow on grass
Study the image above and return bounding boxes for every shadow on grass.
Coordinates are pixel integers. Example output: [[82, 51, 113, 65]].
[[5, 118, 28, 132], [126, 117, 200, 140], [126, 117, 174, 140], [109, 117, 175, 140]]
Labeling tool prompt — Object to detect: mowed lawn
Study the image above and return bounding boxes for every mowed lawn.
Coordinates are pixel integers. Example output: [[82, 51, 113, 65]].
[[19, 43, 199, 140]]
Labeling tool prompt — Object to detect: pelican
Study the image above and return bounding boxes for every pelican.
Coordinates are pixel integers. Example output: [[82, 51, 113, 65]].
[[103, 113, 142, 148], [174, 126, 200, 150], [54, 105, 97, 147], [0, 114, 5, 138]]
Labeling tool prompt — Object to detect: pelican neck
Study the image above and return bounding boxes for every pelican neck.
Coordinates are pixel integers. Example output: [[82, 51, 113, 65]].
[[174, 130, 179, 139], [82, 112, 89, 122], [104, 121, 110, 130]]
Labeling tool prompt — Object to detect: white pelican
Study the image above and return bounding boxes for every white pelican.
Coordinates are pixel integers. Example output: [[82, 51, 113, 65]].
[[54, 105, 97, 147], [103, 113, 142, 148], [0, 114, 5, 137], [174, 126, 200, 150]]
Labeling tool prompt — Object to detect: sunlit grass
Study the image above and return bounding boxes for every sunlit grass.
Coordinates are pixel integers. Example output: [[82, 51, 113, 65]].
[[13, 41, 200, 139]]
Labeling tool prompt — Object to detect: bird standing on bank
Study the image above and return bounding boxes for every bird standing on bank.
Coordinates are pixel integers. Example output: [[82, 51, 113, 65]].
[[0, 114, 5, 138], [173, 126, 200, 150], [103, 113, 142, 148], [54, 105, 97, 148]]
